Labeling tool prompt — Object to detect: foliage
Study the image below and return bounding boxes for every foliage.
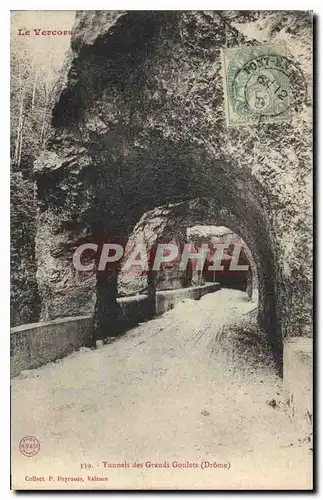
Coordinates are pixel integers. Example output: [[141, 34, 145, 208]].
[[10, 36, 61, 325]]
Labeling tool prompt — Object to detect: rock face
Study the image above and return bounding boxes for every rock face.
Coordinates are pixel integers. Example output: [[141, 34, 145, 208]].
[[35, 211, 96, 320], [118, 204, 191, 295], [34, 11, 312, 359], [11, 172, 41, 326]]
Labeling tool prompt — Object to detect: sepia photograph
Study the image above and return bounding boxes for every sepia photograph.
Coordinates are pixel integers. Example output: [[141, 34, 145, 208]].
[[10, 9, 313, 490]]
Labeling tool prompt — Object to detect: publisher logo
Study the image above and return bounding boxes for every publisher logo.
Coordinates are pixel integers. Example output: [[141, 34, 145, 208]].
[[19, 436, 40, 457]]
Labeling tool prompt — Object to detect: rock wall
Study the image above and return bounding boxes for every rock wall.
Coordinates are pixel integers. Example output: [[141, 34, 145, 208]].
[[119, 203, 195, 295], [11, 172, 41, 326], [34, 11, 312, 356]]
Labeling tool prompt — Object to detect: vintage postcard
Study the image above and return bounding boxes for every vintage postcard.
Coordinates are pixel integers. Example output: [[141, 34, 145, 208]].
[[10, 10, 313, 490]]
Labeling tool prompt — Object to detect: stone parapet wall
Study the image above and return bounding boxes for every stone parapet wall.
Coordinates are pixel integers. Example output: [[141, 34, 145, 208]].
[[11, 284, 220, 377], [283, 337, 313, 436], [10, 315, 93, 377], [155, 282, 220, 315]]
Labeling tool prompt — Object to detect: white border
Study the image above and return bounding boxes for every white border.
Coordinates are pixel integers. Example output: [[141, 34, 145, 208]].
[[6, 2, 322, 10], [1, 4, 320, 499]]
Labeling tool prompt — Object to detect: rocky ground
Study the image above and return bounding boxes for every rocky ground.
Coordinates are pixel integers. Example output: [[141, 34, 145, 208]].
[[11, 289, 312, 490]]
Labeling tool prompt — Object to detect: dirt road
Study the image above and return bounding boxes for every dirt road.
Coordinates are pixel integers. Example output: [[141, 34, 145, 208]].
[[11, 289, 312, 490]]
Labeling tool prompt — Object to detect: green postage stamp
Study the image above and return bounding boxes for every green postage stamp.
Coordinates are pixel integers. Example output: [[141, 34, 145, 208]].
[[222, 44, 293, 125]]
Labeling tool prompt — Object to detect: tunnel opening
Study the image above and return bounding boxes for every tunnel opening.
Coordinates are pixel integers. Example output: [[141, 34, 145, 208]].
[[86, 170, 281, 364], [34, 143, 282, 368], [34, 11, 288, 371], [87, 192, 277, 368], [117, 218, 258, 301], [186, 224, 258, 302]]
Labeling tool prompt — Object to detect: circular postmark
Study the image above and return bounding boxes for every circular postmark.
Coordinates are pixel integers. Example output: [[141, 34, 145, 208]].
[[226, 48, 307, 123], [19, 436, 40, 457], [243, 64, 290, 117]]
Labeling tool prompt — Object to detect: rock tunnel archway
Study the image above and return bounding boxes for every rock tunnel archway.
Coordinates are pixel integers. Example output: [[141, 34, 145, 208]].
[[36, 136, 281, 360], [118, 202, 259, 301], [34, 11, 312, 369]]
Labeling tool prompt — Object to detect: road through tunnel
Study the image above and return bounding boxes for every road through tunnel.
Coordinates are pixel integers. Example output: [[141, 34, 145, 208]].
[[34, 11, 312, 372], [36, 137, 282, 363]]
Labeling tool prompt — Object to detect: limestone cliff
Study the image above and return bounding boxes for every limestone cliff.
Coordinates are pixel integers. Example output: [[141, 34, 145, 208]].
[[33, 11, 312, 355]]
